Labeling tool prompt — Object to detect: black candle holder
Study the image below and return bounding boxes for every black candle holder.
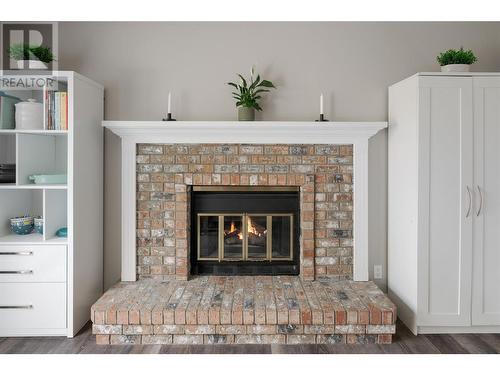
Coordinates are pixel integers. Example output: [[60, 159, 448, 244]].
[[315, 114, 328, 122], [162, 113, 176, 121]]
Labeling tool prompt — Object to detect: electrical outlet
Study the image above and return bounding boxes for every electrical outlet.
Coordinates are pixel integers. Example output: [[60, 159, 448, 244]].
[[374, 265, 383, 279]]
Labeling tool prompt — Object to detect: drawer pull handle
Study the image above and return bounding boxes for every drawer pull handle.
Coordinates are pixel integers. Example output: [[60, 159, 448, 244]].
[[0, 270, 33, 274], [0, 305, 33, 309], [0, 251, 33, 256]]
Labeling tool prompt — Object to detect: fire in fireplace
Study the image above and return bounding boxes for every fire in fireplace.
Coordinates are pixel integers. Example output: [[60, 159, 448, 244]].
[[198, 213, 293, 260], [191, 187, 300, 275]]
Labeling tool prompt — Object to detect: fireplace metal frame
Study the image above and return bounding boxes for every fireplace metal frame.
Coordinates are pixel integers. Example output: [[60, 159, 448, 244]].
[[197, 213, 294, 262], [191, 187, 300, 276]]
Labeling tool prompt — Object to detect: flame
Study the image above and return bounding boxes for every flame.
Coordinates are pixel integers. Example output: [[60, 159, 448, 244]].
[[228, 221, 243, 240], [227, 218, 266, 240], [247, 217, 263, 237]]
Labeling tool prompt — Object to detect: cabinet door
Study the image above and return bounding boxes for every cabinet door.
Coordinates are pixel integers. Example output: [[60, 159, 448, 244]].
[[472, 77, 500, 325], [417, 77, 473, 326]]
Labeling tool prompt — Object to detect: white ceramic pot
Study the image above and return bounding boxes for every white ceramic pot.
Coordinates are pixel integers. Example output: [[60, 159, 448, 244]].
[[16, 60, 48, 70], [15, 99, 43, 130], [441, 64, 471, 72]]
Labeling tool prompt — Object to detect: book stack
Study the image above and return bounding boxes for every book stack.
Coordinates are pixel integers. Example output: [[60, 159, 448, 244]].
[[44, 91, 68, 130]]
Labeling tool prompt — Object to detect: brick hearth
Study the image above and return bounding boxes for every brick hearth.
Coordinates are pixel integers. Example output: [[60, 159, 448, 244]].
[[91, 277, 396, 345]]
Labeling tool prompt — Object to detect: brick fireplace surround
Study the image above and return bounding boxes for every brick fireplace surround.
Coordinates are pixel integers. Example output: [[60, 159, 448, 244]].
[[136, 143, 354, 281], [92, 121, 395, 345]]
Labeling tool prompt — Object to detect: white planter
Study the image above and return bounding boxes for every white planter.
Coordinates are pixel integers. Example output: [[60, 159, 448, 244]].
[[16, 60, 48, 70], [441, 64, 471, 72]]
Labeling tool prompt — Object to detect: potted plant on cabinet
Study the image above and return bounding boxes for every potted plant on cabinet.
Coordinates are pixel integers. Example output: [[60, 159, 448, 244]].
[[228, 67, 276, 121], [8, 43, 55, 69], [437, 47, 477, 72]]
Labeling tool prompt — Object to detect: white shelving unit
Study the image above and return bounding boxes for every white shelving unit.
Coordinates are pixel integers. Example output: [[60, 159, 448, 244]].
[[0, 71, 104, 337]]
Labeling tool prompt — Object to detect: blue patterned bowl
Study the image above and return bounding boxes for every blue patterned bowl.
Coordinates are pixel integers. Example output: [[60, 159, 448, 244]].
[[10, 216, 34, 235]]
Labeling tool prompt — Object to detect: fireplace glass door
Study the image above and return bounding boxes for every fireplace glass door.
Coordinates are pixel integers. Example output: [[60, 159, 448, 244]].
[[197, 213, 293, 262], [223, 215, 244, 259], [246, 215, 268, 259]]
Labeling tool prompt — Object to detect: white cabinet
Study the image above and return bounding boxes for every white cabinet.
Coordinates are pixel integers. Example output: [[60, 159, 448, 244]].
[[388, 73, 500, 334], [0, 72, 104, 337], [472, 77, 500, 326]]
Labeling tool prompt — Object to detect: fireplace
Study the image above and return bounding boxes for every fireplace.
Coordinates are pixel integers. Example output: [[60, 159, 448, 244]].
[[95, 122, 396, 346], [191, 186, 300, 275]]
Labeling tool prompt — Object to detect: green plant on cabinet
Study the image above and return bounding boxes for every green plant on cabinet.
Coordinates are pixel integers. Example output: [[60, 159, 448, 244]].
[[436, 47, 477, 66]]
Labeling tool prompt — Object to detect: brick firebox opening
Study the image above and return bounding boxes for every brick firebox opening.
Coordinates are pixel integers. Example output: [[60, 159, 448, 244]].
[[136, 144, 353, 281]]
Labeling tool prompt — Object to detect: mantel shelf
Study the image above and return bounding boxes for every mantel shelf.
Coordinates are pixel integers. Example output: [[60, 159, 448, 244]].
[[103, 121, 387, 144]]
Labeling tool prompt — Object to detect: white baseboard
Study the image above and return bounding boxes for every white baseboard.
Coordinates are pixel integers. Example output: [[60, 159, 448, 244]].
[[418, 326, 500, 334], [0, 328, 68, 337]]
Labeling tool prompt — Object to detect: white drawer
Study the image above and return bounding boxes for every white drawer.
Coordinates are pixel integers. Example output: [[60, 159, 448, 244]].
[[0, 283, 66, 330], [0, 245, 66, 282]]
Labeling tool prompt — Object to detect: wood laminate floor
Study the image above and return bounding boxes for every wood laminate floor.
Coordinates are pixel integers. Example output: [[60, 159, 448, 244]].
[[1, 320, 499, 354]]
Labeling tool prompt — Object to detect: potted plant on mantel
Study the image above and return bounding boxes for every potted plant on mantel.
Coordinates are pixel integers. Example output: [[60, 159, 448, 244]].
[[437, 47, 477, 72], [8, 43, 55, 70], [228, 67, 276, 121]]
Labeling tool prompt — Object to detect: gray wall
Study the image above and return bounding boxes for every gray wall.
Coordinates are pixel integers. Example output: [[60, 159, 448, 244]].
[[58, 22, 500, 290]]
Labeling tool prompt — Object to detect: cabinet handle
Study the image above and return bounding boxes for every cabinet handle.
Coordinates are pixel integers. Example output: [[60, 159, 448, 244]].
[[477, 185, 483, 217], [466, 186, 472, 218], [0, 305, 33, 309], [0, 270, 33, 274], [0, 251, 33, 256]]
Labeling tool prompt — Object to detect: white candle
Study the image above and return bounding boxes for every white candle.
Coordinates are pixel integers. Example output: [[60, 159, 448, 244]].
[[168, 92, 172, 114], [320, 93, 324, 115]]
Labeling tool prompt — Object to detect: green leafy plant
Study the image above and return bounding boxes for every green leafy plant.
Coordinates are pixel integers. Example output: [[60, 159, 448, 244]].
[[227, 67, 276, 111], [437, 47, 477, 66], [8, 43, 55, 63]]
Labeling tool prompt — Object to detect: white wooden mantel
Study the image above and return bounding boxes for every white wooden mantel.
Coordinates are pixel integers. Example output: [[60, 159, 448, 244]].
[[103, 121, 388, 282]]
